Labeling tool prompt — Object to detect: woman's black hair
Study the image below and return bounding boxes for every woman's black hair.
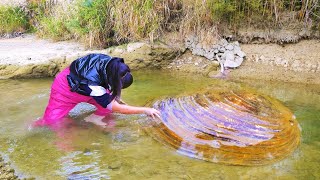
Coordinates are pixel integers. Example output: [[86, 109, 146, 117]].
[[106, 57, 133, 101]]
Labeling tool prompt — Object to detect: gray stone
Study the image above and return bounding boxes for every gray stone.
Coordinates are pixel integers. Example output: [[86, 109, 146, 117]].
[[235, 57, 244, 65], [219, 39, 228, 46], [212, 45, 219, 49], [108, 161, 122, 170], [218, 47, 226, 53], [225, 44, 234, 51], [205, 52, 215, 60], [233, 45, 241, 52], [236, 50, 246, 58], [223, 51, 236, 67], [217, 53, 224, 58], [225, 56, 244, 68], [224, 60, 237, 68], [224, 51, 234, 61], [220, 53, 226, 63]]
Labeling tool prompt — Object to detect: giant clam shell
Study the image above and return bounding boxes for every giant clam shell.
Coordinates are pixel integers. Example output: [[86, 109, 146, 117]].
[[143, 88, 301, 165]]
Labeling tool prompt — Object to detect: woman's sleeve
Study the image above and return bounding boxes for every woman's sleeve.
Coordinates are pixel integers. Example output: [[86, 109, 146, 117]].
[[88, 85, 113, 109]]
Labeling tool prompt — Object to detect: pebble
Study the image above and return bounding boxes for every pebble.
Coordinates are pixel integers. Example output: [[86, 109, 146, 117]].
[[108, 161, 122, 170]]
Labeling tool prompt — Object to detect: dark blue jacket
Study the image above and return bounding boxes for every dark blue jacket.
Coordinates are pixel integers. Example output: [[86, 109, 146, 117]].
[[67, 53, 116, 108]]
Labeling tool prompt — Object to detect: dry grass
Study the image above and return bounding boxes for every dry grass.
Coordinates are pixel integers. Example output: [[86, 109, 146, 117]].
[[20, 0, 319, 47]]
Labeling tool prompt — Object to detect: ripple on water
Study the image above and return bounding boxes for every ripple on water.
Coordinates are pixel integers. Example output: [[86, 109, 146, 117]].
[[142, 87, 301, 165]]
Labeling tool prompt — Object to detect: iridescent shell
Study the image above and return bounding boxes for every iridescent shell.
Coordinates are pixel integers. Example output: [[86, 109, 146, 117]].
[[142, 88, 301, 165]]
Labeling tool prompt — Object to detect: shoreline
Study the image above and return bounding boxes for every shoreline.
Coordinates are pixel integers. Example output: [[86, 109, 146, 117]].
[[165, 39, 320, 85], [0, 35, 319, 85]]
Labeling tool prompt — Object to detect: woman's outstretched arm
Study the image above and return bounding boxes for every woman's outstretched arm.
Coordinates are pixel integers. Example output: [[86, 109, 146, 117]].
[[111, 100, 161, 119]]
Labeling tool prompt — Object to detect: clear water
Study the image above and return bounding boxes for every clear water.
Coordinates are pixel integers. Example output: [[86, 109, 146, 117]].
[[0, 70, 319, 179]]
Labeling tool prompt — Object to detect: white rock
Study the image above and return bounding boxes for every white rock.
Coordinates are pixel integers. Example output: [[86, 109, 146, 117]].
[[218, 47, 226, 53], [225, 51, 234, 60], [219, 39, 228, 46], [236, 50, 246, 58], [205, 52, 215, 60], [225, 44, 234, 51], [233, 46, 241, 52], [235, 57, 244, 65], [220, 53, 226, 63], [225, 56, 243, 68], [224, 59, 237, 68]]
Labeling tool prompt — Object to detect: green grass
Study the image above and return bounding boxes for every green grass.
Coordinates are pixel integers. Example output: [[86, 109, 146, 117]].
[[34, 0, 320, 47], [1, 0, 318, 46], [0, 6, 28, 34]]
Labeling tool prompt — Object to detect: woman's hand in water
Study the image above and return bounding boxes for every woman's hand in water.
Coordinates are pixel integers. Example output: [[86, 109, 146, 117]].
[[111, 100, 161, 118], [144, 108, 161, 119]]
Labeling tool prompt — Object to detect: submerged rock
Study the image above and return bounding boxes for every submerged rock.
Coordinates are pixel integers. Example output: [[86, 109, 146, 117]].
[[0, 158, 18, 180], [141, 87, 301, 165]]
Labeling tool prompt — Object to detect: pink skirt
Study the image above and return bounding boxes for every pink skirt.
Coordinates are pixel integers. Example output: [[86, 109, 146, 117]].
[[35, 67, 112, 126]]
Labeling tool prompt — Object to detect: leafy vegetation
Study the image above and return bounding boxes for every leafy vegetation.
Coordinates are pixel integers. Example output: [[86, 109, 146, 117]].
[[0, 0, 319, 47], [0, 5, 28, 34]]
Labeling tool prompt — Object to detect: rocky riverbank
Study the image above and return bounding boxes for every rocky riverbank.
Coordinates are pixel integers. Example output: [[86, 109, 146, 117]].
[[1, 35, 320, 85], [167, 39, 320, 85], [0, 34, 181, 79]]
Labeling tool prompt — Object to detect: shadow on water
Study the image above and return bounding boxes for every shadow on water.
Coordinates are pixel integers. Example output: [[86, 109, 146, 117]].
[[0, 70, 319, 179]]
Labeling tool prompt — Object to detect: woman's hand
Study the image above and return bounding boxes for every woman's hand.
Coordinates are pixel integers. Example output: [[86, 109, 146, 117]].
[[144, 108, 161, 119], [111, 100, 161, 119]]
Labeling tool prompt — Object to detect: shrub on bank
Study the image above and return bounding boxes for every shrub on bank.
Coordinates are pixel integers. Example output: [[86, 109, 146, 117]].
[[1, 0, 319, 47], [0, 5, 28, 34]]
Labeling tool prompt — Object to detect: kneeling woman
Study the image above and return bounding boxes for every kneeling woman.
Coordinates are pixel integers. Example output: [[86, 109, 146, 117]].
[[35, 53, 160, 126]]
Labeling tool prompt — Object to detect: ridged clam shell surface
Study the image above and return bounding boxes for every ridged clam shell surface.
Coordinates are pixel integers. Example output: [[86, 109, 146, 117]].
[[143, 89, 301, 165]]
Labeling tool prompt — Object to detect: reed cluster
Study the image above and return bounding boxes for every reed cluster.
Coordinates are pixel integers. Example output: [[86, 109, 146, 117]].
[[0, 5, 28, 34], [1, 0, 319, 47]]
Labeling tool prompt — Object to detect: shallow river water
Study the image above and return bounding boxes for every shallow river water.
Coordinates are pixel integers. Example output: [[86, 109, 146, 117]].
[[0, 70, 319, 179]]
